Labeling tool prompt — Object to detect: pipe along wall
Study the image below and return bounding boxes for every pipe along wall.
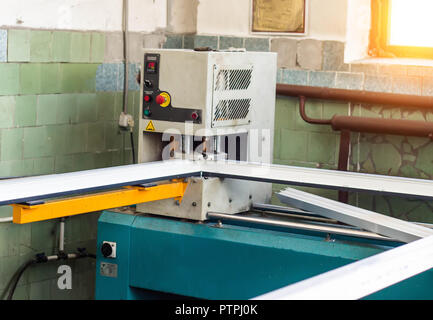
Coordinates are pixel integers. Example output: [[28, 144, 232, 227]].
[[277, 84, 433, 202]]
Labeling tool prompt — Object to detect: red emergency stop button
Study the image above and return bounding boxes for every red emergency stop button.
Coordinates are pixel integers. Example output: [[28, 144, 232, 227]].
[[144, 95, 151, 102], [156, 95, 165, 105]]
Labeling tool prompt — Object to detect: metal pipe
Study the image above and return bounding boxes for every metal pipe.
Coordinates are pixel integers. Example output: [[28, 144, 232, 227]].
[[59, 218, 65, 252], [0, 216, 13, 223], [183, 135, 192, 155], [292, 88, 433, 202], [331, 116, 433, 139], [299, 96, 332, 125], [277, 84, 433, 109], [297, 92, 433, 139], [207, 212, 394, 242]]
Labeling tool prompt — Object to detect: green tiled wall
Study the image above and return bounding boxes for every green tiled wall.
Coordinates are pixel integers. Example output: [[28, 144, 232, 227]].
[[0, 28, 138, 300], [8, 30, 105, 64], [272, 97, 433, 223]]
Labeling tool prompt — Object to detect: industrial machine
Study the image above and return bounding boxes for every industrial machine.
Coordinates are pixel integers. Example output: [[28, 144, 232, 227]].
[[3, 49, 433, 300], [136, 49, 276, 220]]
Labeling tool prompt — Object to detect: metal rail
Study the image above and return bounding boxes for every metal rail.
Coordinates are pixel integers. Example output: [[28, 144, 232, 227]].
[[207, 212, 393, 242], [277, 187, 433, 243], [253, 235, 433, 300], [252, 203, 312, 216]]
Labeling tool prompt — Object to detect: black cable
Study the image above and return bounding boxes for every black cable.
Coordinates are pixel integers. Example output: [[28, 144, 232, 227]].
[[6, 259, 36, 300], [130, 131, 136, 164], [5, 250, 97, 300]]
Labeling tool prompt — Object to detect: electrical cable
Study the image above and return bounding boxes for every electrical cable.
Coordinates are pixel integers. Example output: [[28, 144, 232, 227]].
[[4, 250, 96, 300], [121, 0, 135, 164], [6, 259, 36, 300], [122, 0, 129, 113], [130, 131, 136, 164]]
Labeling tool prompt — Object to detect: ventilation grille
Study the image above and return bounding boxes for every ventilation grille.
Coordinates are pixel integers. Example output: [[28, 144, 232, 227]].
[[215, 69, 252, 91], [213, 99, 251, 122]]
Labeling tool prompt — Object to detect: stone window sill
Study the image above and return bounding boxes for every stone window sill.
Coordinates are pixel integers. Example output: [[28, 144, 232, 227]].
[[351, 57, 433, 68]]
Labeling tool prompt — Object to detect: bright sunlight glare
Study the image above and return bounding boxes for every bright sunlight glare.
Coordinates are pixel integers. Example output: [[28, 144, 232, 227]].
[[389, 0, 433, 48]]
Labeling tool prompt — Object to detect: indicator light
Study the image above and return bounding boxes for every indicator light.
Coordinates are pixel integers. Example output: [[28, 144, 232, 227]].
[[144, 95, 151, 102], [144, 109, 151, 116], [191, 112, 199, 120]]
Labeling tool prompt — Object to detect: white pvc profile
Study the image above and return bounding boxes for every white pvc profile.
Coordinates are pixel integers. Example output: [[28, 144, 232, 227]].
[[253, 235, 433, 300], [0, 159, 433, 206], [277, 187, 433, 243], [0, 160, 201, 205], [201, 160, 433, 200]]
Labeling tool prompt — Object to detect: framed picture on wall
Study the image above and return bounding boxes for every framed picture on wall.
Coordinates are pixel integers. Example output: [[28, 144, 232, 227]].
[[251, 0, 308, 35]]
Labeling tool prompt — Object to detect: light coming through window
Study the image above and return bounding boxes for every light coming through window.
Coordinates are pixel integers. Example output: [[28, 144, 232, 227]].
[[389, 0, 433, 48]]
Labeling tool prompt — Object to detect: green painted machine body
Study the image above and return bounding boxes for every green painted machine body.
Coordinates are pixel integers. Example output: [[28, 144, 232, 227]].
[[95, 210, 433, 300]]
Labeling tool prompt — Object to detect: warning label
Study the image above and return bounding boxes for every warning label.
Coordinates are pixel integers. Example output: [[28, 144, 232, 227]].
[[145, 121, 155, 132]]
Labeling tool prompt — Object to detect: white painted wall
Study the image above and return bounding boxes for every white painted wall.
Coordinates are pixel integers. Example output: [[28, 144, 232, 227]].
[[167, 0, 198, 33], [196, 0, 251, 36], [345, 0, 371, 62], [0, 0, 167, 32], [0, 0, 369, 61], [308, 0, 347, 41], [196, 0, 348, 41], [129, 0, 167, 32]]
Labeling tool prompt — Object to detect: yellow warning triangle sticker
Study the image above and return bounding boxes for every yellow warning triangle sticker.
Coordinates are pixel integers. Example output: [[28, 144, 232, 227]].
[[145, 121, 155, 132]]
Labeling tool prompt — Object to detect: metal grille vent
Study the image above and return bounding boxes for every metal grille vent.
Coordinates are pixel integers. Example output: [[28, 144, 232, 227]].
[[213, 99, 251, 122], [215, 69, 252, 91]]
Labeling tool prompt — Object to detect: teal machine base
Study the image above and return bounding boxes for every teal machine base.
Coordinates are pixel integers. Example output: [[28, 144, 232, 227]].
[[95, 210, 433, 300]]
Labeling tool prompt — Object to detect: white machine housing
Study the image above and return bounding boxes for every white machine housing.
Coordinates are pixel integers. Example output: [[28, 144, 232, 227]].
[[137, 49, 277, 220]]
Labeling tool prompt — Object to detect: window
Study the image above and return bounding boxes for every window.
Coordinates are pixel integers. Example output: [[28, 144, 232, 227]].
[[370, 0, 433, 59], [251, 0, 306, 34]]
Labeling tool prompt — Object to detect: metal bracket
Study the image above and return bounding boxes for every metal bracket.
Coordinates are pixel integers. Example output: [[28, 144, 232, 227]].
[[11, 180, 188, 224]]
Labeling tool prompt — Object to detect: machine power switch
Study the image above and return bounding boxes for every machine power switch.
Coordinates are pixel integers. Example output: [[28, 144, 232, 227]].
[[101, 241, 117, 258], [156, 95, 165, 105]]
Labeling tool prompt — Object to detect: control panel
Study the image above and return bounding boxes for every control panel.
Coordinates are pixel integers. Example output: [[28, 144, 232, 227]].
[[142, 53, 202, 124]]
